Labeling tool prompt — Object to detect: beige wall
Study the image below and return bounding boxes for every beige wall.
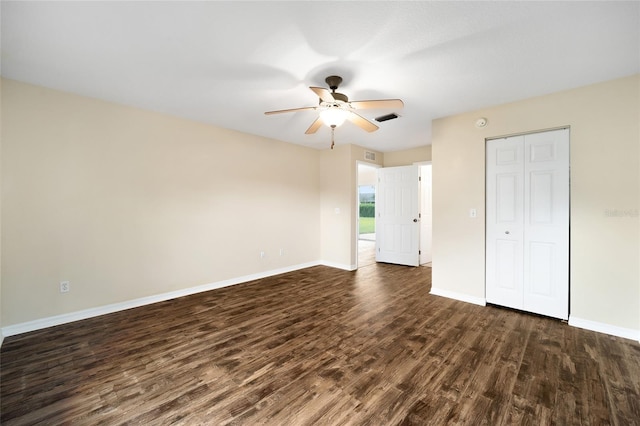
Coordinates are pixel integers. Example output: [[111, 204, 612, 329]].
[[319, 144, 353, 269], [319, 144, 382, 269], [432, 74, 640, 335], [358, 164, 377, 186], [383, 145, 431, 167], [1, 79, 321, 326]]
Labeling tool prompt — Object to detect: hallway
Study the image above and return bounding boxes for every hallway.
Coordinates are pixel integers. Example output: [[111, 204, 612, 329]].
[[358, 238, 376, 267]]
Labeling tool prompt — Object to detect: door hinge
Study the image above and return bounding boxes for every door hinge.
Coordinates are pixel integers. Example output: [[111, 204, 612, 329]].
[[419, 250, 421, 255], [419, 176, 421, 181]]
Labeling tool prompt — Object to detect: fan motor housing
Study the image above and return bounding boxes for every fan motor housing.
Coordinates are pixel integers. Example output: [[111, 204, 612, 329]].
[[325, 75, 343, 90]]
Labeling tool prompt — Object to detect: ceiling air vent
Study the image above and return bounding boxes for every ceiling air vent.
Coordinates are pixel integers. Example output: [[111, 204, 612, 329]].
[[364, 151, 376, 161], [375, 113, 399, 122]]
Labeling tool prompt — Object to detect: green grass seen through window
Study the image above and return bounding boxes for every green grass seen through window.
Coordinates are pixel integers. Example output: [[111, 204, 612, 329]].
[[359, 217, 375, 234]]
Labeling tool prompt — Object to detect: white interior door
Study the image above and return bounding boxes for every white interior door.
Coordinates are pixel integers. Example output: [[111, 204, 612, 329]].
[[376, 165, 420, 266], [486, 129, 569, 320]]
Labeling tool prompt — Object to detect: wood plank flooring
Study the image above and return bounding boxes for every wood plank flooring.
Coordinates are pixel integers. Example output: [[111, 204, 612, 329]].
[[2, 263, 639, 425]]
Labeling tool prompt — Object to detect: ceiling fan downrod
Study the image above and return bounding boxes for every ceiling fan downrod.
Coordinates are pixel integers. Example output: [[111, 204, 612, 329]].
[[330, 125, 336, 150]]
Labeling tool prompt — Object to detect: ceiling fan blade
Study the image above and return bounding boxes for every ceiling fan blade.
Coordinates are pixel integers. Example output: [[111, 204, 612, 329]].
[[305, 117, 324, 134], [346, 111, 379, 133], [264, 106, 316, 115], [350, 99, 404, 110], [310, 86, 335, 102]]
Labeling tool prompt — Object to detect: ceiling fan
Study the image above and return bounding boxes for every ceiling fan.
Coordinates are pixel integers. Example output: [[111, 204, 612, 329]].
[[265, 75, 404, 149]]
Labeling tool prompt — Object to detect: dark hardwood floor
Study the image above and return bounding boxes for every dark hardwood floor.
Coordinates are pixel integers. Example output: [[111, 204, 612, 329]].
[[2, 263, 639, 425]]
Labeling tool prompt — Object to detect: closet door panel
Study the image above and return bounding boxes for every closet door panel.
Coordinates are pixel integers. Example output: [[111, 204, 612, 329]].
[[523, 129, 570, 319], [486, 137, 525, 310]]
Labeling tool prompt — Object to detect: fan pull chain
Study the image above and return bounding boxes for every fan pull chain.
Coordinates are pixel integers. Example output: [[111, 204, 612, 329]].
[[330, 125, 335, 150]]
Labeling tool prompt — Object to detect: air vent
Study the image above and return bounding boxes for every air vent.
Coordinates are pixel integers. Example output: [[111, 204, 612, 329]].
[[375, 113, 399, 122], [364, 151, 376, 161]]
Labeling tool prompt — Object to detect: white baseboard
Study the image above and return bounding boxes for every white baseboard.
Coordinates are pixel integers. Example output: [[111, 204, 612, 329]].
[[569, 316, 640, 342], [430, 287, 487, 306], [319, 260, 357, 271], [428, 291, 639, 342], [1, 261, 322, 338]]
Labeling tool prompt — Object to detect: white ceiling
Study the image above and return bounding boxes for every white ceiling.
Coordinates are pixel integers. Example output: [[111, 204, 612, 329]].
[[2, 1, 638, 152]]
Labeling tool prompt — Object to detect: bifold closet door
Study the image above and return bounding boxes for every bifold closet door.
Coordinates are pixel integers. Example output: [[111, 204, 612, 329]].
[[486, 129, 569, 320]]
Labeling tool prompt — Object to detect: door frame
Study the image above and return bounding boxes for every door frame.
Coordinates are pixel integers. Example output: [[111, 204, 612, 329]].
[[355, 161, 381, 269], [415, 161, 432, 265]]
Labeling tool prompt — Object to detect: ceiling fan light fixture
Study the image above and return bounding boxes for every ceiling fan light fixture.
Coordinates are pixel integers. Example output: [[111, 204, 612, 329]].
[[320, 107, 348, 127], [264, 75, 404, 147]]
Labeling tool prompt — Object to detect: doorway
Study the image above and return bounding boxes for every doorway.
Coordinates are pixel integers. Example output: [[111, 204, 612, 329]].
[[357, 162, 433, 268], [357, 162, 378, 267]]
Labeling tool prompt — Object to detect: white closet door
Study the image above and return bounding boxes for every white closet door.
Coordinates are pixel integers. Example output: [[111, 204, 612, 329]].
[[486, 129, 569, 320], [486, 136, 525, 310], [522, 129, 570, 319]]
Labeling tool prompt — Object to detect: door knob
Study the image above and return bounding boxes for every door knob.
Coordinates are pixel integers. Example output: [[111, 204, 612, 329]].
[[505, 231, 510, 234], [413, 218, 418, 223]]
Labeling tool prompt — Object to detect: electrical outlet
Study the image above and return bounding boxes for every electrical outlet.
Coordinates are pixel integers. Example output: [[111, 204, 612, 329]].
[[279, 248, 285, 256], [470, 208, 477, 218], [260, 251, 266, 259], [60, 281, 70, 293]]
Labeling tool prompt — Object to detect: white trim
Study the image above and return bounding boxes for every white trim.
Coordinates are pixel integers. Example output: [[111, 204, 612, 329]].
[[320, 260, 357, 271], [427, 290, 639, 342], [430, 287, 487, 306], [569, 316, 640, 342], [485, 125, 571, 142], [1, 261, 322, 338]]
